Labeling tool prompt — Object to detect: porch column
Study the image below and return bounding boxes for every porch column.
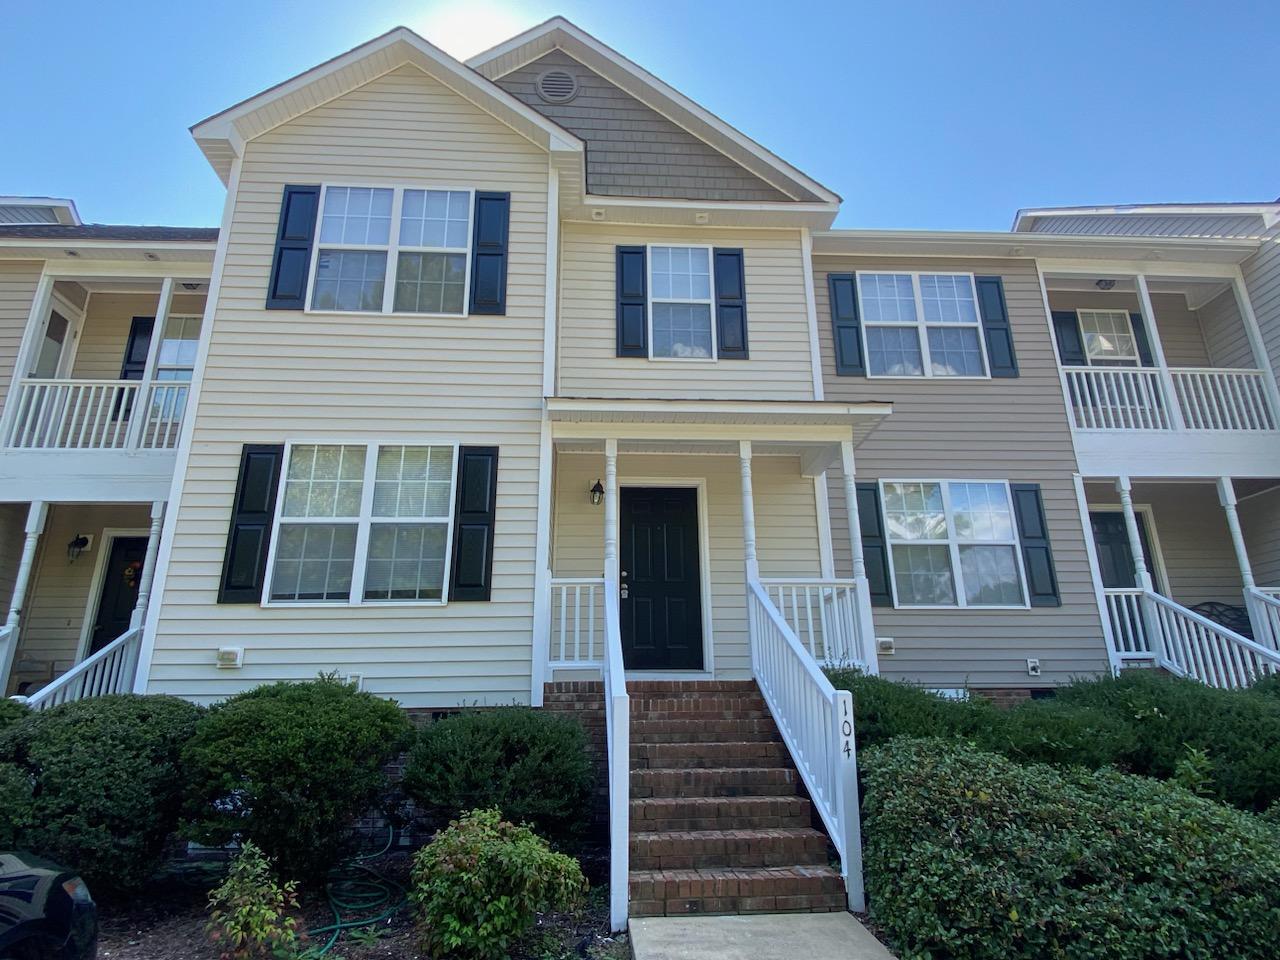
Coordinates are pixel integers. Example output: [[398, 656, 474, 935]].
[[841, 441, 880, 674], [1134, 274, 1186, 431], [603, 439, 619, 584], [1, 501, 48, 693], [129, 501, 166, 629], [1217, 477, 1255, 589], [738, 441, 760, 582], [125, 276, 174, 449], [1116, 476, 1154, 591], [1229, 272, 1280, 425]]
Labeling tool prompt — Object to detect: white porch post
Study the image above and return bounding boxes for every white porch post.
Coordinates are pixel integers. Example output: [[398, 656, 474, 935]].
[[125, 276, 174, 449], [1117, 476, 1165, 664], [840, 441, 880, 673], [1229, 271, 1280, 426], [129, 501, 166, 629], [1217, 477, 1255, 590], [1134, 273, 1186, 431], [738, 441, 760, 582], [1, 501, 48, 693], [603, 439, 619, 585]]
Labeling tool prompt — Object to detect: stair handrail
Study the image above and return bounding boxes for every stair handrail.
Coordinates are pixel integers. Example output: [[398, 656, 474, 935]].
[[1245, 586, 1280, 651], [601, 575, 629, 932], [1144, 591, 1280, 689], [13, 626, 142, 711], [746, 578, 865, 911]]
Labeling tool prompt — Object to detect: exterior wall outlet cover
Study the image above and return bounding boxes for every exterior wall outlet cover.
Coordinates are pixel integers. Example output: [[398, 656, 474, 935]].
[[215, 646, 243, 669], [876, 637, 895, 655], [1026, 658, 1041, 677]]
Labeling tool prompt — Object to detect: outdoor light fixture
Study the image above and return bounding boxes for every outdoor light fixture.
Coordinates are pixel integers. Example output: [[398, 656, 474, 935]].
[[1095, 278, 1117, 290], [590, 480, 604, 505], [66, 534, 90, 563]]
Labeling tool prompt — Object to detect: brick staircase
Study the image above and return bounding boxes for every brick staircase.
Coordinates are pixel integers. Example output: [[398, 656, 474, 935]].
[[626, 680, 846, 916]]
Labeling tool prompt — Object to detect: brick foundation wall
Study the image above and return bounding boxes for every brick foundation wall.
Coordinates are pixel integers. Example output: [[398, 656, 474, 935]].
[[543, 681, 609, 832]]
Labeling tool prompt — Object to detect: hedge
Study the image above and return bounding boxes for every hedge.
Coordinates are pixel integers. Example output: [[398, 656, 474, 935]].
[[862, 739, 1280, 959]]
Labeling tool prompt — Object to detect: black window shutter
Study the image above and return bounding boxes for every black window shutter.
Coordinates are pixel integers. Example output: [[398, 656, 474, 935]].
[[975, 276, 1018, 377], [469, 192, 510, 315], [855, 481, 892, 607], [828, 274, 866, 376], [616, 246, 647, 357], [450, 446, 499, 601], [120, 317, 154, 381], [1052, 311, 1087, 365], [1010, 483, 1060, 607], [218, 444, 285, 603], [266, 185, 320, 310], [713, 248, 748, 359], [1129, 312, 1155, 366]]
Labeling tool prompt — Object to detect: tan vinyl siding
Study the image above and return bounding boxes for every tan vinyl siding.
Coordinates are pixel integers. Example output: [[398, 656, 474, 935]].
[[1199, 287, 1254, 369], [815, 255, 1108, 688], [558, 224, 814, 400], [71, 292, 206, 379], [9, 503, 151, 695], [0, 502, 25, 614], [551, 452, 822, 678], [1047, 290, 1211, 367], [1241, 486, 1280, 589], [146, 64, 550, 707], [1242, 233, 1280, 390], [0, 261, 43, 413]]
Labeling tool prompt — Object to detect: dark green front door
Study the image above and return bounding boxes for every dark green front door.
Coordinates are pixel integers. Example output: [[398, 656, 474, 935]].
[[90, 537, 147, 654], [1090, 511, 1156, 589]]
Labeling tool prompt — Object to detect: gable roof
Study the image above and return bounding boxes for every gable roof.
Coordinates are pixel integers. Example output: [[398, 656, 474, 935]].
[[190, 27, 584, 184], [467, 17, 839, 206]]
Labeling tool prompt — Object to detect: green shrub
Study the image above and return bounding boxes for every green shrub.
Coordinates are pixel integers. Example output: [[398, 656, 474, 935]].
[[862, 739, 1280, 959], [0, 762, 34, 848], [403, 707, 593, 836], [206, 840, 301, 960], [0, 698, 27, 737], [0, 694, 203, 889], [1246, 672, 1280, 700], [182, 675, 413, 883], [410, 808, 586, 960], [992, 699, 1136, 769], [825, 668, 1001, 749]]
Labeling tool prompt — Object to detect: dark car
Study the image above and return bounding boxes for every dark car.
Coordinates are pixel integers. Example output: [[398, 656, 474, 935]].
[[0, 852, 96, 960]]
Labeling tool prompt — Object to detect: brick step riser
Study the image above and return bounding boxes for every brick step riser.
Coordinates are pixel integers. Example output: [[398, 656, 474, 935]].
[[631, 769, 801, 798], [629, 893, 845, 917], [631, 743, 791, 767], [630, 837, 829, 870], [629, 870, 844, 908], [629, 707, 771, 721], [632, 730, 780, 745], [624, 681, 759, 694], [632, 814, 812, 833]]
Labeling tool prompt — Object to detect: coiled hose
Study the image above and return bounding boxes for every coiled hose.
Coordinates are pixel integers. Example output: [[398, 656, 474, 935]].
[[302, 827, 408, 957]]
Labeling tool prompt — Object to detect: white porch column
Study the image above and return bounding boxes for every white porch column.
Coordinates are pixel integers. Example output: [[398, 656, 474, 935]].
[[738, 441, 760, 582], [1134, 273, 1186, 431], [1229, 272, 1280, 425], [129, 501, 166, 629], [603, 439, 619, 585], [840, 441, 880, 674], [125, 276, 174, 449], [1, 501, 48, 693], [1116, 476, 1154, 591], [1217, 477, 1255, 589]]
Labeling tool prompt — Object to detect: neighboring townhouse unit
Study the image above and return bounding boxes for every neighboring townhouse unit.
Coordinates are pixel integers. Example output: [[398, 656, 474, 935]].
[[2, 17, 1278, 926]]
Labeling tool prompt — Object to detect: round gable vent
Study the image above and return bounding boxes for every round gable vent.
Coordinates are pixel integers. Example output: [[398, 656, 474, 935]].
[[536, 69, 579, 104]]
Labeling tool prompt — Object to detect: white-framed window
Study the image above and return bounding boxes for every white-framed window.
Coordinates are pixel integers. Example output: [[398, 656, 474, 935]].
[[648, 244, 715, 360], [1077, 309, 1140, 365], [858, 272, 988, 378], [881, 480, 1027, 608], [264, 441, 457, 606], [154, 314, 202, 382], [308, 185, 473, 316]]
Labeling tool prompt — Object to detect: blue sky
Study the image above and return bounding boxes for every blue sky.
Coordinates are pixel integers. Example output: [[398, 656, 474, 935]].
[[3, 1, 1275, 230]]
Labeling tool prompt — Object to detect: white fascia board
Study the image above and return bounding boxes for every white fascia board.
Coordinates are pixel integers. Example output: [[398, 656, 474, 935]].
[[546, 397, 891, 420], [1013, 202, 1280, 232]]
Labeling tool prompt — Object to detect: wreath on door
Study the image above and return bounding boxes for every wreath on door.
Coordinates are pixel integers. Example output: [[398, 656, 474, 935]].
[[123, 560, 142, 589]]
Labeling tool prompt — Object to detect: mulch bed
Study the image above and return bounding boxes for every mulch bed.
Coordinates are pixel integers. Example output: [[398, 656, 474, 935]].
[[98, 840, 627, 960]]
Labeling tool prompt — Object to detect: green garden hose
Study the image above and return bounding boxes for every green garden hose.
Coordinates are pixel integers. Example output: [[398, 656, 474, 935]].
[[302, 827, 408, 957]]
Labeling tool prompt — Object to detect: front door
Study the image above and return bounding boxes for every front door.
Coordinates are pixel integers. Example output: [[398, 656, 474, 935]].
[[89, 537, 147, 654], [1089, 511, 1157, 589], [620, 487, 704, 670]]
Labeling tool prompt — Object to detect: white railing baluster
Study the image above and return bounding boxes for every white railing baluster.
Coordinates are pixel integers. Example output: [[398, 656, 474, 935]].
[[14, 627, 142, 711], [1061, 366, 1276, 435], [2, 379, 180, 451], [548, 578, 607, 671], [758, 578, 873, 671]]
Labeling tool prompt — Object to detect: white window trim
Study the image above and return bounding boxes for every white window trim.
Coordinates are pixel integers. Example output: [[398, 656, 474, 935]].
[[880, 478, 1030, 610], [857, 270, 990, 380], [1076, 308, 1141, 366], [262, 439, 460, 608], [305, 183, 475, 319], [152, 313, 203, 379], [646, 242, 717, 363]]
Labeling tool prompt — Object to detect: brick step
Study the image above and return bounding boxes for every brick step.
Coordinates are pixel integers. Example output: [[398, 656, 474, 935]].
[[631, 718, 781, 744], [628, 865, 845, 917], [630, 827, 830, 870], [631, 795, 811, 833], [628, 701, 771, 721], [631, 740, 792, 770], [625, 680, 759, 695], [631, 766, 800, 799]]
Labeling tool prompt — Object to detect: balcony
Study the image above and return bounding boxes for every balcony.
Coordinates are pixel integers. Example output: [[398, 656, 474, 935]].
[[1062, 365, 1275, 432], [4, 378, 188, 451]]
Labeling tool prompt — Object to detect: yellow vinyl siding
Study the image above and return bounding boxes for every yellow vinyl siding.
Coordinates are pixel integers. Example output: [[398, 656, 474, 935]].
[[146, 64, 550, 707], [0, 261, 43, 413], [557, 224, 815, 400]]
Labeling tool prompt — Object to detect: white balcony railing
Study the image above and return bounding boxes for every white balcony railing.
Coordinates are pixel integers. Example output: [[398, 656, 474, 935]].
[[1064, 366, 1276, 433], [761, 578, 877, 670], [13, 627, 142, 711], [1246, 587, 1280, 651], [2, 378, 189, 451], [548, 578, 605, 670]]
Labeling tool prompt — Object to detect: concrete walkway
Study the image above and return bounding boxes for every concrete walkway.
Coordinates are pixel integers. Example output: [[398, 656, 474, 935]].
[[629, 913, 896, 960]]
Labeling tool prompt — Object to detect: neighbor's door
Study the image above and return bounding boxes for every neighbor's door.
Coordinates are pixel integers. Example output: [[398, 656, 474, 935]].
[[89, 537, 148, 654], [1089, 511, 1158, 590], [619, 487, 704, 670]]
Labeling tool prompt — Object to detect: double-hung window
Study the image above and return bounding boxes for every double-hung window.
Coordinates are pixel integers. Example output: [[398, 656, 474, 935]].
[[309, 185, 472, 316], [266, 442, 457, 605], [649, 245, 715, 359], [1077, 309, 1139, 365], [881, 480, 1027, 608], [858, 272, 988, 377]]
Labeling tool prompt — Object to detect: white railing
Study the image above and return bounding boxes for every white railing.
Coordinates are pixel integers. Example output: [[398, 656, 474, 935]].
[[1245, 587, 1280, 652], [761, 578, 876, 670], [600, 576, 629, 933], [13, 627, 142, 711], [2, 378, 188, 451], [548, 578, 605, 670], [1104, 588, 1154, 659], [1063, 367, 1170, 430], [747, 579, 864, 911], [1171, 368, 1276, 431]]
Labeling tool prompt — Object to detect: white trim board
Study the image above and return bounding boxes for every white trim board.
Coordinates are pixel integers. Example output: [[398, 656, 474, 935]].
[[76, 527, 151, 662]]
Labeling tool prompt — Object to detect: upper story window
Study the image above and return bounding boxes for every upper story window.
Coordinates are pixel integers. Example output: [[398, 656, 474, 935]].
[[858, 272, 988, 378], [1077, 309, 1139, 365], [649, 245, 715, 359], [309, 185, 472, 316], [154, 315, 202, 381]]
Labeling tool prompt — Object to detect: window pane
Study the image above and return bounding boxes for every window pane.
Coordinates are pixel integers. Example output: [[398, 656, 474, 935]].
[[858, 273, 916, 323], [892, 544, 956, 605], [883, 482, 947, 540], [157, 315, 202, 367], [319, 187, 392, 245], [363, 523, 448, 601], [1079, 310, 1138, 363], [270, 523, 357, 601], [919, 275, 978, 325], [393, 252, 467, 314], [652, 303, 713, 358], [313, 250, 387, 312], [950, 483, 1014, 541], [282, 444, 366, 518], [927, 326, 986, 376], [373, 445, 454, 518], [400, 189, 470, 249], [651, 246, 711, 302], [867, 326, 923, 376], [959, 545, 1023, 605]]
